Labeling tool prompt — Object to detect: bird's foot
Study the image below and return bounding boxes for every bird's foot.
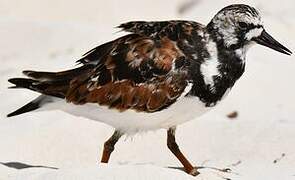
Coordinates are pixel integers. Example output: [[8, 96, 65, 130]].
[[188, 167, 200, 176]]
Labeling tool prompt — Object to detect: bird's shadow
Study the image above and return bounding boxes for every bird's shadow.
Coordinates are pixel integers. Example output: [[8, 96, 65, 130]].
[[1, 161, 240, 179], [0, 161, 58, 170], [168, 166, 232, 173], [168, 165, 239, 179]]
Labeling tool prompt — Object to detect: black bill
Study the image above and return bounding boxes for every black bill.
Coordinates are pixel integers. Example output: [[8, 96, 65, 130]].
[[254, 30, 292, 56]]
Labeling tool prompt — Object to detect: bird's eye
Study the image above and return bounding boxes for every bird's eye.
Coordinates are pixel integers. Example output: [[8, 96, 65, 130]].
[[238, 22, 248, 29]]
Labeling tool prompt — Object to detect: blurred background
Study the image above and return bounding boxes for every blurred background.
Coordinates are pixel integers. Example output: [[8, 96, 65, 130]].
[[0, 0, 294, 179]]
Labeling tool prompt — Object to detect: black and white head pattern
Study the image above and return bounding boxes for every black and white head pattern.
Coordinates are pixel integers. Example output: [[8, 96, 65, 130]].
[[210, 4, 264, 49]]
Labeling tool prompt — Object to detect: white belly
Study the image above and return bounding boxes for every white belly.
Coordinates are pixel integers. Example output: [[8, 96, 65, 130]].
[[42, 95, 211, 134]]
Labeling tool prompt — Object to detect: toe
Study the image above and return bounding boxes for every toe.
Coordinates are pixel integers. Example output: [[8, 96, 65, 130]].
[[189, 168, 200, 176]]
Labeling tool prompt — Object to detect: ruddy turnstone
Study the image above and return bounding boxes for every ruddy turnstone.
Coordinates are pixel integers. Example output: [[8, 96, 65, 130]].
[[7, 4, 292, 176]]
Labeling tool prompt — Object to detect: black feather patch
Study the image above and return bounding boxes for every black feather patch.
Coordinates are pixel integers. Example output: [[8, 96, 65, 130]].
[[7, 101, 39, 117], [8, 78, 37, 89], [7, 99, 39, 117], [7, 96, 51, 117]]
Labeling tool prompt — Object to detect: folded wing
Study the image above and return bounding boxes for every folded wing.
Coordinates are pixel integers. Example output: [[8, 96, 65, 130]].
[[68, 33, 190, 112], [9, 20, 204, 113]]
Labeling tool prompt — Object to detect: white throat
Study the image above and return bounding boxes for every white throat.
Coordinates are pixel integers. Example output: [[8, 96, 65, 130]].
[[200, 39, 220, 92], [235, 41, 255, 62]]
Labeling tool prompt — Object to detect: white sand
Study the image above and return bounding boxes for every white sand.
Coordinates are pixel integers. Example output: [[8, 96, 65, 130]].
[[0, 0, 294, 179]]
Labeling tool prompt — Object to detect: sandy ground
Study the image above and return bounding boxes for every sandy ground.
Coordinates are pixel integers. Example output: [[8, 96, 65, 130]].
[[0, 0, 295, 179]]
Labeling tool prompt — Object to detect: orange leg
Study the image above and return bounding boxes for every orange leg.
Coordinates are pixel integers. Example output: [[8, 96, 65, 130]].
[[167, 127, 199, 176], [101, 130, 122, 163]]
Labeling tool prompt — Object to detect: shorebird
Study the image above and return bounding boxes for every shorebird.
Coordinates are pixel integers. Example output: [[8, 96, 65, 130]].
[[7, 4, 292, 176]]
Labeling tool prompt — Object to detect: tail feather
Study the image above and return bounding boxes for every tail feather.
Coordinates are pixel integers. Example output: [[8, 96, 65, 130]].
[[8, 77, 67, 98], [7, 65, 95, 117], [22, 71, 57, 81], [8, 78, 38, 89], [22, 64, 94, 81], [7, 95, 52, 117]]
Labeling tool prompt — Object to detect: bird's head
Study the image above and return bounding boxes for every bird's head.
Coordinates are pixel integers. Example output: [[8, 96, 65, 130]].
[[207, 4, 292, 55]]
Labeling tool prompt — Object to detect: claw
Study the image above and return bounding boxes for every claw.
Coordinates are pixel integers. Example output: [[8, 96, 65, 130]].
[[189, 167, 200, 176]]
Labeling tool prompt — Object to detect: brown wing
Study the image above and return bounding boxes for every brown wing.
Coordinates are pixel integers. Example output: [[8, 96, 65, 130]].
[[14, 21, 205, 112], [66, 33, 190, 112], [82, 74, 187, 112]]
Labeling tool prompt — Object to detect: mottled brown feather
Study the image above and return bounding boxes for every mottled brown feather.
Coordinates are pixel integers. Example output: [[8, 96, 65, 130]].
[[10, 20, 208, 113], [63, 31, 190, 112], [78, 74, 188, 112]]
